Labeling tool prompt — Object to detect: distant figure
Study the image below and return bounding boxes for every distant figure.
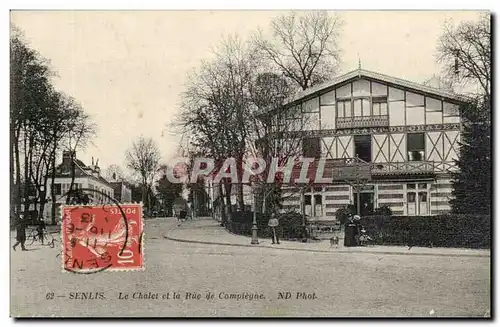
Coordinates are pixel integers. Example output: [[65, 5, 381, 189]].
[[268, 213, 280, 244], [36, 218, 47, 245], [13, 214, 27, 251], [353, 215, 362, 245], [344, 214, 355, 247]]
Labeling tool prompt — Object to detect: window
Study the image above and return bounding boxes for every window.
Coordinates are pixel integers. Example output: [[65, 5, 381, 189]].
[[304, 188, 324, 217], [407, 133, 425, 161], [372, 97, 388, 116], [302, 137, 321, 158], [353, 99, 362, 117], [314, 194, 323, 216], [352, 98, 372, 117], [344, 101, 352, 117], [53, 184, 61, 195], [443, 102, 460, 116], [337, 99, 351, 118], [362, 99, 370, 116], [406, 183, 430, 216], [354, 135, 372, 162]]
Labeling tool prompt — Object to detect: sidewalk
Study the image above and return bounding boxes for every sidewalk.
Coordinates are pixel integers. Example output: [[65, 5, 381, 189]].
[[164, 218, 490, 258]]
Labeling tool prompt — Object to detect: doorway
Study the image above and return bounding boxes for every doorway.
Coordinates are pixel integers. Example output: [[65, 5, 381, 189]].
[[353, 187, 375, 216]]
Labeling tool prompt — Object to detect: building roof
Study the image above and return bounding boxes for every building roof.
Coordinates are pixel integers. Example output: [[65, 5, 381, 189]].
[[283, 68, 469, 109], [54, 159, 113, 188]]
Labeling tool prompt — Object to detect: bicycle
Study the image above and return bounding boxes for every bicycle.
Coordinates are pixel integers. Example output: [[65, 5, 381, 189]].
[[27, 227, 55, 247]]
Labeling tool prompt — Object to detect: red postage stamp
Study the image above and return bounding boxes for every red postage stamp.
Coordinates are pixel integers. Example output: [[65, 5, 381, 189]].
[[61, 204, 144, 273]]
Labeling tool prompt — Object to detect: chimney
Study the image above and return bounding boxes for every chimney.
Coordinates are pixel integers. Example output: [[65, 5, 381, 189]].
[[62, 151, 74, 171]]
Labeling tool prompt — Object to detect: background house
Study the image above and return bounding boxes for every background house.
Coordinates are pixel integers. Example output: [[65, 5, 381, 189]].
[[40, 151, 115, 222], [109, 180, 133, 203]]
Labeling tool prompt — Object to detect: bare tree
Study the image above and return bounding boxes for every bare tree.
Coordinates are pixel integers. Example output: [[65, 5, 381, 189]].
[[11, 27, 97, 224], [11, 26, 54, 221], [437, 13, 491, 98], [248, 72, 310, 213], [180, 36, 256, 213], [125, 136, 161, 210], [104, 164, 125, 181], [179, 35, 313, 217], [62, 95, 97, 204], [253, 11, 343, 90], [436, 14, 491, 215]]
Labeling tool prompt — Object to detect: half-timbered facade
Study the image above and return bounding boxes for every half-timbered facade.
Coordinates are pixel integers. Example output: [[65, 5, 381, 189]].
[[279, 69, 465, 218]]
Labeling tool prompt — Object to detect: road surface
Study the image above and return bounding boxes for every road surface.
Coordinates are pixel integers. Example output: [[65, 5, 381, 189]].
[[10, 218, 490, 317]]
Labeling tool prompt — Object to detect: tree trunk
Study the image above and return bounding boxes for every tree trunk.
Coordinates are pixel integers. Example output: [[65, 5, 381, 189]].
[[14, 129, 22, 219], [236, 184, 245, 211], [235, 153, 245, 211], [10, 124, 16, 224], [50, 148, 57, 225], [141, 179, 147, 212], [219, 183, 227, 226], [66, 153, 77, 204], [224, 180, 232, 214], [23, 129, 30, 216]]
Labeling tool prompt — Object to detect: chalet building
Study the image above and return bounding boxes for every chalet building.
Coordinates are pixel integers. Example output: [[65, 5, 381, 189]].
[[278, 68, 465, 218]]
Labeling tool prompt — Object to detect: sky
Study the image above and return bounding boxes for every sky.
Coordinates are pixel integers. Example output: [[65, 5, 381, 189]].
[[10, 10, 485, 174]]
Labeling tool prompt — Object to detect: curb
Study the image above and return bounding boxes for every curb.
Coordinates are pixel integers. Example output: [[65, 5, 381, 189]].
[[163, 231, 490, 258]]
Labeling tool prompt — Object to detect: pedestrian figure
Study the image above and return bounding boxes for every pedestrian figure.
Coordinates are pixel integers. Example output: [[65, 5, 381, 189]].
[[268, 213, 280, 244], [343, 213, 356, 247], [13, 214, 27, 251], [36, 218, 47, 245], [353, 215, 362, 246]]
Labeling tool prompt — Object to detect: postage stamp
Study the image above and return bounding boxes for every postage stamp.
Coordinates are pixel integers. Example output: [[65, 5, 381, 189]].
[[61, 203, 144, 273]]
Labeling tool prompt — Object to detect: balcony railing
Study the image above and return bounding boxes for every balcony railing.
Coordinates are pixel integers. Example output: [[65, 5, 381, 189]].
[[336, 115, 389, 129], [371, 161, 436, 176]]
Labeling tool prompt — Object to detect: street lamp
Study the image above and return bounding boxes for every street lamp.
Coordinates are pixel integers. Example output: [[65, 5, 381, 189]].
[[250, 184, 277, 245], [251, 187, 259, 244], [350, 156, 370, 217]]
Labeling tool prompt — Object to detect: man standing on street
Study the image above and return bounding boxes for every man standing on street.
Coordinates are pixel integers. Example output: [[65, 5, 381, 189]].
[[268, 212, 280, 244], [13, 214, 27, 251]]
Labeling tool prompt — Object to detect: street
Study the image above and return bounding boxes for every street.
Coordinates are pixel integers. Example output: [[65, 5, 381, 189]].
[[10, 218, 490, 317]]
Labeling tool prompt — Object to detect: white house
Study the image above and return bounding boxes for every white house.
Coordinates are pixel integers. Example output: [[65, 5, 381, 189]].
[[40, 151, 115, 222]]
